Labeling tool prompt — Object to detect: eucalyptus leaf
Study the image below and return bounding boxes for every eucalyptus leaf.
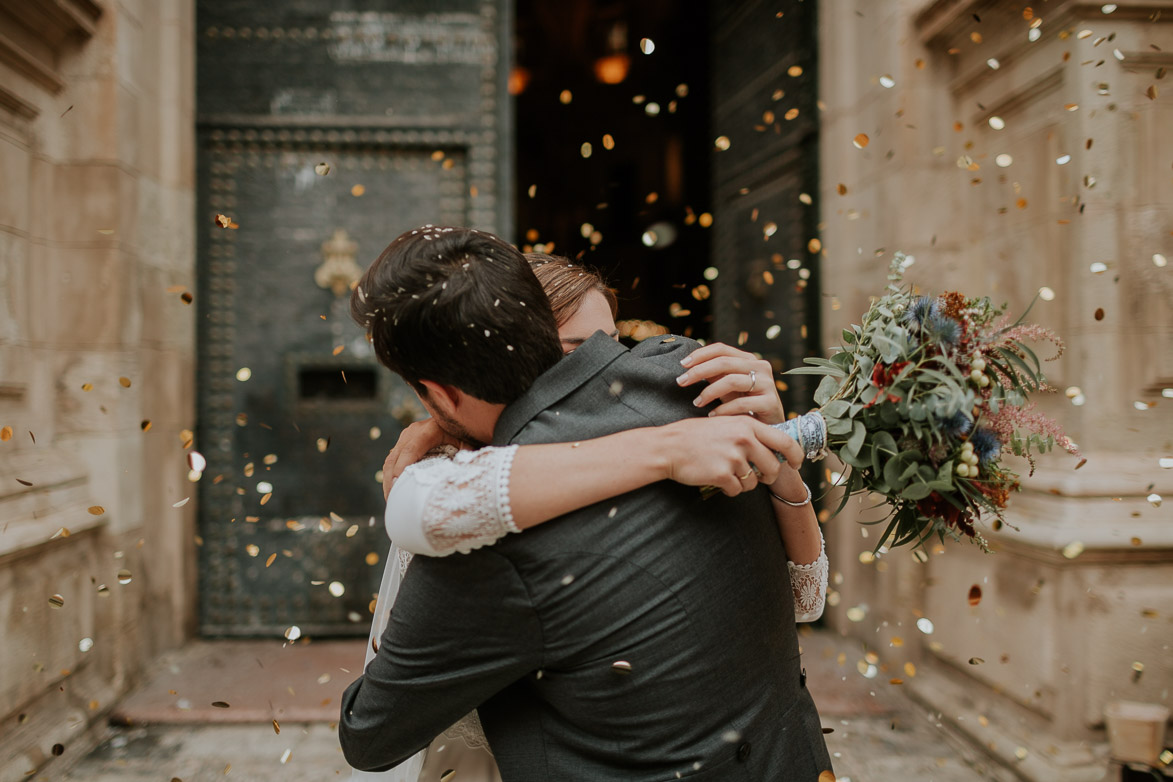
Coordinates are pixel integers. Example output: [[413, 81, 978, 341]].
[[845, 420, 867, 460], [814, 374, 840, 406], [822, 400, 851, 420], [900, 482, 934, 501]]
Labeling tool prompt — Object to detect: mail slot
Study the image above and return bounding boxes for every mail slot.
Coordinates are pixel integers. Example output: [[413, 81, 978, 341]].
[[298, 366, 377, 400]]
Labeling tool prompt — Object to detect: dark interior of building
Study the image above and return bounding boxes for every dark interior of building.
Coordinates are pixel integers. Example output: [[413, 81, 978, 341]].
[[513, 0, 712, 341]]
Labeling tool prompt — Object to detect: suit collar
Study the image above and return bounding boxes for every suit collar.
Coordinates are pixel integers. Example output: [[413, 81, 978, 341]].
[[492, 331, 628, 445]]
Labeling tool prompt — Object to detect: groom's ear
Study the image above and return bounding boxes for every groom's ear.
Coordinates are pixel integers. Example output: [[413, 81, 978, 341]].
[[418, 379, 461, 415]]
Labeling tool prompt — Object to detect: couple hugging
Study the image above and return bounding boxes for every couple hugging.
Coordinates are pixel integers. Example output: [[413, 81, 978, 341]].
[[339, 226, 834, 781]]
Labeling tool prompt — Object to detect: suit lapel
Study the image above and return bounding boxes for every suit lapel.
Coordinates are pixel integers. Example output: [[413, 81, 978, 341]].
[[492, 331, 628, 445]]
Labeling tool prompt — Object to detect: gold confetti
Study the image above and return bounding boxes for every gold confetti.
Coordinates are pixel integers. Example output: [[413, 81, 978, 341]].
[[272, 719, 281, 734], [265, 553, 277, 567], [365, 552, 380, 566], [81, 383, 93, 392], [852, 133, 869, 149], [0, 425, 11, 441], [714, 135, 731, 151], [808, 238, 822, 253], [351, 184, 365, 197], [968, 584, 982, 606], [784, 107, 799, 121], [970, 32, 982, 43], [787, 65, 803, 77], [904, 662, 917, 677], [314, 162, 330, 175], [1145, 84, 1158, 100], [88, 505, 105, 516], [968, 657, 985, 665], [117, 569, 133, 585], [49, 594, 65, 608], [837, 183, 848, 196], [1061, 540, 1085, 559]]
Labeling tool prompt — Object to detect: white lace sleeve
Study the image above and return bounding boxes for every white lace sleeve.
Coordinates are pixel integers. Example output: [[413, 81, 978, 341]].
[[384, 445, 520, 557], [789, 529, 828, 623]]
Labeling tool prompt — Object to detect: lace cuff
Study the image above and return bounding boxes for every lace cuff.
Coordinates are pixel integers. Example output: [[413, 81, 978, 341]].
[[789, 530, 828, 623], [387, 445, 521, 556]]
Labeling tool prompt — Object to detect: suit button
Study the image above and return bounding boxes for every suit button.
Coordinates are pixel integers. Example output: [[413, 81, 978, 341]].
[[737, 742, 752, 762], [800, 668, 807, 688]]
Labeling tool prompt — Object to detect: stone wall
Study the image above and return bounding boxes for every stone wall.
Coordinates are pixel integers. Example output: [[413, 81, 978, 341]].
[[816, 1, 1172, 780], [0, 0, 196, 778]]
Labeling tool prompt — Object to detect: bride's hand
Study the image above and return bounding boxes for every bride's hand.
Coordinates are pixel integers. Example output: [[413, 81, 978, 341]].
[[382, 419, 464, 500], [675, 343, 786, 424], [657, 416, 802, 496]]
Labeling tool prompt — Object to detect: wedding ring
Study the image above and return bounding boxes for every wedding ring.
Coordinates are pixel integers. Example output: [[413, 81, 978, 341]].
[[737, 468, 755, 481], [748, 370, 757, 393]]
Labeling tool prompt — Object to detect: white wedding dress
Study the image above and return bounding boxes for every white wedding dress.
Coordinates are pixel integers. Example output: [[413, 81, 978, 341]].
[[350, 445, 829, 782]]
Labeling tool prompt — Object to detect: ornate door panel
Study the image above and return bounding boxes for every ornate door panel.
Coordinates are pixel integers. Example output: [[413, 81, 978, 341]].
[[710, 0, 821, 414], [195, 0, 512, 636]]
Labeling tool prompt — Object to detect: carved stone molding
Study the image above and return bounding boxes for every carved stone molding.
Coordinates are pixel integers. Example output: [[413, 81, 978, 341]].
[[0, 0, 102, 94], [0, 0, 102, 45], [0, 83, 37, 118]]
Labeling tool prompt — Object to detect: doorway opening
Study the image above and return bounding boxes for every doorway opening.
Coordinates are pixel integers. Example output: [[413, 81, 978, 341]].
[[513, 0, 712, 342]]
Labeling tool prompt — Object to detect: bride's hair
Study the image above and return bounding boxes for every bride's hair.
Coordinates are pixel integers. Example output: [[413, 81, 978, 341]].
[[526, 253, 618, 326]]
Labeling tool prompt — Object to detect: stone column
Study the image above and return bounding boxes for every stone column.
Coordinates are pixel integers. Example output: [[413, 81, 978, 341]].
[[817, 1, 1172, 780], [0, 1, 196, 778]]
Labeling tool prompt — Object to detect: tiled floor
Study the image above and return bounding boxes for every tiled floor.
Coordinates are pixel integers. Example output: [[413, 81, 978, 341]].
[[57, 631, 1011, 782]]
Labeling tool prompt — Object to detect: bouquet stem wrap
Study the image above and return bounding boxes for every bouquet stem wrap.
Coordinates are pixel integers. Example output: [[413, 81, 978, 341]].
[[774, 412, 829, 464], [700, 412, 827, 499]]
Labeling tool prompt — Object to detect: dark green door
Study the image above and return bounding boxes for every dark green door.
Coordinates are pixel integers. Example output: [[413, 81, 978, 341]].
[[710, 0, 821, 415], [195, 0, 513, 635]]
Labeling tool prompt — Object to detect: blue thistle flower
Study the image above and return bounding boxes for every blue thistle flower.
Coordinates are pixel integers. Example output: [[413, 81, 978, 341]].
[[969, 428, 1001, 464], [925, 312, 962, 347], [941, 411, 974, 439], [903, 296, 935, 329]]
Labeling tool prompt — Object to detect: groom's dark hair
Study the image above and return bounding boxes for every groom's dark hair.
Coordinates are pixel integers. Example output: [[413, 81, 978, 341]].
[[351, 226, 563, 404]]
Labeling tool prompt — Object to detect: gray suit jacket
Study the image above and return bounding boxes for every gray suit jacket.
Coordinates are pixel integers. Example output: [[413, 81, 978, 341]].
[[340, 332, 832, 781]]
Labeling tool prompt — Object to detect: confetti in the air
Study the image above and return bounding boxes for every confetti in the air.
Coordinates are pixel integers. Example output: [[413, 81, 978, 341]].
[[968, 585, 982, 606]]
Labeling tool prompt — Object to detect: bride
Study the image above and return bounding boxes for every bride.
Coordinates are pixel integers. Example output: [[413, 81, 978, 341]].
[[351, 256, 828, 782]]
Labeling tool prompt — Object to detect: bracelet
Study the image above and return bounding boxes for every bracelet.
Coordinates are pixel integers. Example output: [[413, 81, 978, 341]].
[[768, 482, 812, 507]]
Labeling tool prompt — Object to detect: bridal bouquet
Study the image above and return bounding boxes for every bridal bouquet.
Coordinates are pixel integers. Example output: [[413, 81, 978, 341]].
[[778, 253, 1081, 552]]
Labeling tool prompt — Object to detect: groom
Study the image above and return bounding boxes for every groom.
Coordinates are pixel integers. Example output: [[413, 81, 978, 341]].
[[339, 226, 832, 780]]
